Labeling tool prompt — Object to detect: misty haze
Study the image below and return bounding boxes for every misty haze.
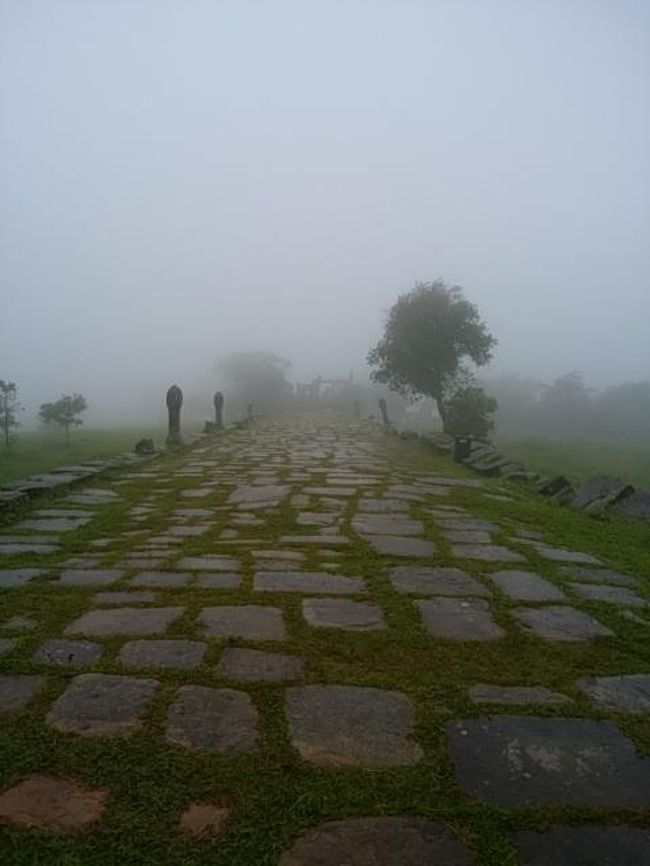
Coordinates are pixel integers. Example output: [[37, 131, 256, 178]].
[[0, 3, 649, 864]]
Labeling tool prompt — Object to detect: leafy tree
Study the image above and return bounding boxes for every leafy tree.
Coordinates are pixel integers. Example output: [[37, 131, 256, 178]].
[[39, 393, 87, 444], [216, 351, 292, 414], [367, 280, 496, 429], [0, 380, 22, 446], [445, 386, 497, 438]]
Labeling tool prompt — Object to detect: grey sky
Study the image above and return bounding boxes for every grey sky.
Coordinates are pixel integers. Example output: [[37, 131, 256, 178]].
[[1, 0, 648, 421]]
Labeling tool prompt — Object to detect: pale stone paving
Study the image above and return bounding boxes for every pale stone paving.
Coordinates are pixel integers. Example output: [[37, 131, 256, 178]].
[[0, 421, 648, 861]]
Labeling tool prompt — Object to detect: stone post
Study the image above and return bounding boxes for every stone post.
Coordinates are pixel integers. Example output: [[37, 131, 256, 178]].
[[378, 397, 390, 427], [166, 384, 183, 446], [213, 391, 224, 429]]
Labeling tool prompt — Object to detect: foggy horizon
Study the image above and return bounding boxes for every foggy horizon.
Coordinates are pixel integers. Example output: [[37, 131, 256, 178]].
[[1, 0, 648, 424]]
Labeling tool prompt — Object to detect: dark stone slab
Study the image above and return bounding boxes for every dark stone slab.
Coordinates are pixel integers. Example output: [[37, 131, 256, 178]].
[[573, 475, 633, 510], [569, 582, 647, 606], [199, 605, 286, 640], [55, 570, 124, 587], [528, 543, 601, 565], [559, 566, 638, 587], [442, 530, 493, 544], [611, 489, 650, 520], [451, 544, 525, 563], [33, 639, 103, 667], [357, 498, 410, 512], [165, 686, 259, 753], [130, 571, 191, 588], [490, 570, 565, 601], [280, 817, 474, 866], [216, 648, 303, 682], [511, 825, 650, 865], [286, 685, 422, 767], [0, 638, 17, 655], [177, 556, 241, 571], [436, 518, 500, 532], [365, 536, 436, 557], [513, 605, 614, 641], [228, 484, 289, 506], [118, 639, 206, 670], [302, 599, 386, 630], [389, 566, 488, 596], [468, 684, 570, 706], [448, 715, 650, 805], [196, 572, 242, 589], [47, 673, 158, 737], [577, 674, 650, 714], [0, 675, 44, 713], [303, 487, 356, 497], [254, 571, 365, 594], [352, 515, 424, 536], [0, 569, 45, 588], [65, 606, 184, 637], [417, 598, 504, 640], [93, 591, 157, 605], [14, 517, 90, 532], [279, 535, 350, 546], [0, 543, 59, 554]]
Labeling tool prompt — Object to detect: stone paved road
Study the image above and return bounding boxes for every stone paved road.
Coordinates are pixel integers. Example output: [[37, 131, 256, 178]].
[[0, 421, 649, 864]]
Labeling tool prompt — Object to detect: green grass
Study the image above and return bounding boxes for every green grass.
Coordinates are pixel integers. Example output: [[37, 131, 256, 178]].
[[0, 429, 162, 484], [0, 423, 648, 864], [496, 436, 650, 489]]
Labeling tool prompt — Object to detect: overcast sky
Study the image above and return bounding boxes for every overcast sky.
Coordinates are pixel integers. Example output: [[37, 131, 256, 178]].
[[1, 0, 648, 421]]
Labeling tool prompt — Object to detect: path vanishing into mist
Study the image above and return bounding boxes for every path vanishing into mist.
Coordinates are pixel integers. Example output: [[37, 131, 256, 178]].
[[0, 421, 649, 864]]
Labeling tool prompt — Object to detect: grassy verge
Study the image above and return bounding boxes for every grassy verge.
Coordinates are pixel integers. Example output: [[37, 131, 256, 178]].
[[496, 436, 650, 489], [0, 429, 162, 484]]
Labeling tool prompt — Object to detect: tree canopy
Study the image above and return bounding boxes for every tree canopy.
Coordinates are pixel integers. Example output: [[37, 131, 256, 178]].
[[367, 280, 496, 428], [0, 380, 22, 446], [39, 393, 87, 443]]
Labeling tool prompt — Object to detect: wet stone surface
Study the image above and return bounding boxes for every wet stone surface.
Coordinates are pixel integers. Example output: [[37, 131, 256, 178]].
[[47, 674, 158, 737], [199, 606, 286, 640], [512, 605, 614, 641], [65, 607, 185, 637], [216, 648, 304, 682], [417, 598, 504, 640], [286, 685, 422, 767], [302, 598, 387, 631], [118, 640, 207, 670], [33, 639, 103, 667], [490, 570, 565, 601], [448, 716, 650, 806], [253, 571, 365, 594], [577, 674, 650, 714], [389, 566, 488, 596]]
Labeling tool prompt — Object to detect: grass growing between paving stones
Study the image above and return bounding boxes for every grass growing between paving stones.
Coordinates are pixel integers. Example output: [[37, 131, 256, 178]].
[[1, 423, 649, 864]]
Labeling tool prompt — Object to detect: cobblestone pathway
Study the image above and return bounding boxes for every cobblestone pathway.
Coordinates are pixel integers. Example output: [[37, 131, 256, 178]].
[[0, 422, 649, 864]]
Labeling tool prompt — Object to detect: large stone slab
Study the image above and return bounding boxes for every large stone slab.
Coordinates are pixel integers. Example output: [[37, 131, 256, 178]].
[[448, 716, 650, 805], [14, 517, 90, 532], [569, 582, 647, 606], [228, 484, 288, 506], [118, 640, 207, 670], [357, 498, 410, 512], [165, 686, 259, 753], [47, 674, 158, 737], [280, 817, 474, 866], [199, 606, 286, 640], [365, 536, 436, 557], [33, 639, 103, 667], [510, 825, 650, 865], [490, 570, 565, 601], [559, 566, 638, 587], [442, 530, 493, 544], [55, 570, 124, 587], [196, 572, 243, 589], [93, 591, 157, 605], [513, 605, 614, 641], [65, 606, 184, 637], [0, 569, 46, 588], [389, 566, 488, 596], [216, 648, 304, 682], [577, 674, 650, 714], [352, 515, 424, 536], [302, 599, 386, 631], [130, 571, 191, 588], [253, 571, 365, 594], [177, 555, 241, 571], [417, 598, 504, 641], [468, 684, 570, 706], [528, 543, 601, 565], [451, 544, 525, 563], [611, 489, 650, 520], [0, 675, 44, 713], [286, 685, 422, 767]]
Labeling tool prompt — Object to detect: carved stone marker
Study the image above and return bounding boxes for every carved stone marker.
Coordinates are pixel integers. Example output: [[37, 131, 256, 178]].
[[213, 391, 224, 428], [166, 385, 183, 446], [378, 398, 390, 427]]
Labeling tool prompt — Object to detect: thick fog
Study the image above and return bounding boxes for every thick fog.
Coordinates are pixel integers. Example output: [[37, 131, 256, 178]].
[[1, 0, 648, 426]]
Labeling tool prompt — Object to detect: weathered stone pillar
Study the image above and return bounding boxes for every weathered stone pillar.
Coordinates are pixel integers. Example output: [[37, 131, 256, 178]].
[[378, 397, 390, 427], [213, 391, 224, 428], [166, 384, 183, 446]]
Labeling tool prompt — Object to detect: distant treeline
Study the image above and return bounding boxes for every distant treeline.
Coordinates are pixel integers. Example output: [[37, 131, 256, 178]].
[[483, 372, 650, 446]]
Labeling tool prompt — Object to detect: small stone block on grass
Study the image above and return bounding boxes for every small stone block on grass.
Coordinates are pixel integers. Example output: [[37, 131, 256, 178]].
[[216, 648, 304, 682], [389, 567, 488, 596], [577, 674, 650, 714], [33, 640, 103, 667], [199, 606, 286, 640], [47, 674, 158, 737], [0, 676, 45, 713], [130, 572, 191, 588], [253, 571, 365, 594], [302, 599, 386, 631], [513, 605, 614, 641], [166, 686, 259, 753], [451, 544, 525, 563], [489, 570, 565, 601], [0, 775, 108, 833], [285, 685, 422, 767], [569, 582, 648, 606], [65, 607, 184, 637], [118, 640, 207, 670], [365, 536, 436, 557], [417, 598, 504, 641], [55, 570, 124, 587]]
